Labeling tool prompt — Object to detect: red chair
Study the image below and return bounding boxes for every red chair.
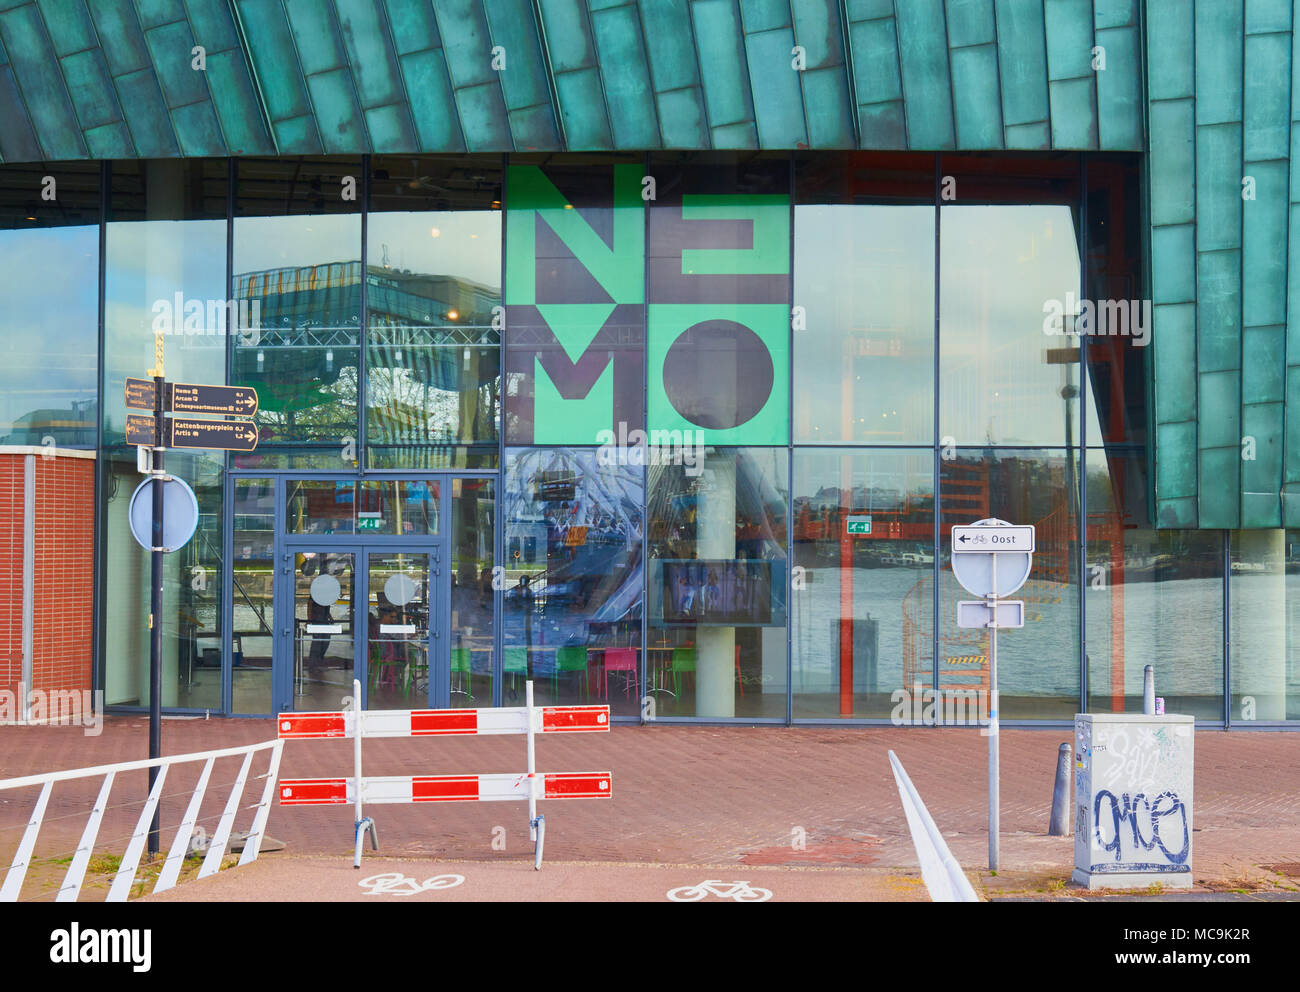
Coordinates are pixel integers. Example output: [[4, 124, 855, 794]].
[[602, 648, 639, 700]]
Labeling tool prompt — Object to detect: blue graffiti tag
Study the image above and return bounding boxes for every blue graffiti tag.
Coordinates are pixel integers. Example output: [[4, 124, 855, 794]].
[[1093, 790, 1189, 865]]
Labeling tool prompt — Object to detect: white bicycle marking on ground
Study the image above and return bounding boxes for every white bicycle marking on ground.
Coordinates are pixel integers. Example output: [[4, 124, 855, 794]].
[[666, 879, 773, 902], [358, 872, 465, 897]]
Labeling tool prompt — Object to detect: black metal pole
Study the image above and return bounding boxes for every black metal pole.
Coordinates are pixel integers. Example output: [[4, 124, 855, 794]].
[[148, 374, 165, 856]]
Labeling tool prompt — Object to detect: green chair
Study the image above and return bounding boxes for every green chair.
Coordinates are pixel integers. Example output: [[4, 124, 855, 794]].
[[671, 647, 697, 697], [554, 645, 589, 700], [451, 647, 472, 699], [405, 647, 431, 702], [369, 643, 401, 695], [504, 646, 528, 691]]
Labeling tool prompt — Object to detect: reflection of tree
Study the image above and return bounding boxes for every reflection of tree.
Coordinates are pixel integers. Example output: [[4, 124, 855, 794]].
[[504, 448, 644, 626], [367, 330, 499, 445]]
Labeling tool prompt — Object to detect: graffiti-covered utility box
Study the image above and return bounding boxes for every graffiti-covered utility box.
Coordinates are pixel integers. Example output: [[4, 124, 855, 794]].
[[1072, 713, 1194, 890]]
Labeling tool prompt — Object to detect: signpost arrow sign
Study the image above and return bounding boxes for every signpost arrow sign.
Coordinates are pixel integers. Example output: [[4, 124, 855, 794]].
[[124, 377, 158, 411], [125, 413, 158, 446], [169, 382, 259, 417], [167, 417, 259, 452], [952, 524, 1035, 553]]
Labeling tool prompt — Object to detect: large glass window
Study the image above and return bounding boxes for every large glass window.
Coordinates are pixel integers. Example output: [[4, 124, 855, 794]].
[[793, 153, 935, 444], [502, 448, 643, 715], [939, 449, 1081, 721], [504, 155, 645, 447], [232, 158, 362, 468], [939, 156, 1082, 446], [104, 160, 228, 445], [232, 478, 275, 714], [451, 477, 496, 706], [1086, 450, 1224, 719], [648, 447, 788, 719], [368, 156, 502, 468], [0, 163, 99, 447], [1229, 531, 1296, 722], [102, 449, 224, 712], [102, 160, 228, 712], [647, 153, 791, 447], [792, 449, 934, 719]]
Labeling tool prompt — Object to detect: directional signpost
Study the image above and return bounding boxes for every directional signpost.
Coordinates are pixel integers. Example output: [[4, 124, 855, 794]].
[[845, 515, 872, 536], [169, 381, 259, 417], [125, 348, 259, 857], [951, 518, 1035, 872], [168, 417, 260, 452]]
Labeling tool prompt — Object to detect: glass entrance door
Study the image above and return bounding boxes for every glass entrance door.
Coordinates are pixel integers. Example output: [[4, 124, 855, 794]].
[[278, 543, 445, 712], [268, 474, 493, 715], [291, 550, 358, 712], [364, 550, 437, 709]]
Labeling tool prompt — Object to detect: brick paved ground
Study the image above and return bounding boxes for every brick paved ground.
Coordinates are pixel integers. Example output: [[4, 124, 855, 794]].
[[2, 717, 1299, 899]]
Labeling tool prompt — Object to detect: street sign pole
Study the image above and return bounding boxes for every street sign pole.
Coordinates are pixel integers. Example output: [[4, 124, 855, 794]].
[[988, 552, 998, 872], [148, 371, 164, 857], [950, 518, 1035, 875]]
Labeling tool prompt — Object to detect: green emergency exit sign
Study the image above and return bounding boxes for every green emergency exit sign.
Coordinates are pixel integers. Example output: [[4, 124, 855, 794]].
[[846, 515, 872, 535]]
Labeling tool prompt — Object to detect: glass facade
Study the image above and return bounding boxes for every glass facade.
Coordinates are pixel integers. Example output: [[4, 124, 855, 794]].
[[0, 163, 100, 447], [0, 149, 1290, 725]]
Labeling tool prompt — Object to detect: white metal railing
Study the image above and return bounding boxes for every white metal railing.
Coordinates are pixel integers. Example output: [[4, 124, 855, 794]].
[[0, 739, 283, 902], [887, 749, 980, 902]]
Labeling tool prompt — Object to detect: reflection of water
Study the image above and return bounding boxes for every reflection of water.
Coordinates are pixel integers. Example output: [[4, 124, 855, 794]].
[[791, 568, 1244, 699], [231, 567, 1297, 704]]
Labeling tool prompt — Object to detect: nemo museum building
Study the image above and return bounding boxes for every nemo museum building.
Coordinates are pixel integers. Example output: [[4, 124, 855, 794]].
[[2, 0, 1300, 729]]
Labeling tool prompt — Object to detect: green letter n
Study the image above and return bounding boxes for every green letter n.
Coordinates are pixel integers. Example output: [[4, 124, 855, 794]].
[[505, 164, 644, 305]]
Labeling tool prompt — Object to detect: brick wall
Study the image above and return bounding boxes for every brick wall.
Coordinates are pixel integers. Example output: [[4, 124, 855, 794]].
[[0, 455, 20, 694], [0, 450, 95, 702]]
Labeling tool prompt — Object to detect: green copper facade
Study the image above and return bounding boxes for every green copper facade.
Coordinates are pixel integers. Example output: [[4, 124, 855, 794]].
[[1146, 0, 1296, 529], [0, 0, 1143, 158]]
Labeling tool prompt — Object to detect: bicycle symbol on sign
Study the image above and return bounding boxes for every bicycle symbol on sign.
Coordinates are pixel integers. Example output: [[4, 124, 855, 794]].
[[358, 872, 465, 897], [666, 879, 773, 902]]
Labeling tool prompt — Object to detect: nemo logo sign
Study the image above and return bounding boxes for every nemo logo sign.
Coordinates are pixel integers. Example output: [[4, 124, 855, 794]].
[[504, 164, 789, 445]]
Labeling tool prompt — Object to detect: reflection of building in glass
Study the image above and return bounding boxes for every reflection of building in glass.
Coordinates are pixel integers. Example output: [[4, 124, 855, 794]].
[[230, 262, 499, 447], [1, 399, 97, 446]]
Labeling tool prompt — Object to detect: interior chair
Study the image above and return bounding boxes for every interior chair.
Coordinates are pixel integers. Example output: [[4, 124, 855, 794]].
[[369, 642, 400, 695], [450, 646, 472, 698], [602, 647, 639, 700], [554, 645, 589, 700], [671, 646, 697, 697], [504, 646, 528, 692]]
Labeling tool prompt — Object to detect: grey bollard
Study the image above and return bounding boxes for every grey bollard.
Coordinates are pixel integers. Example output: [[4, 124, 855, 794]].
[[1048, 742, 1071, 836], [1143, 665, 1155, 716]]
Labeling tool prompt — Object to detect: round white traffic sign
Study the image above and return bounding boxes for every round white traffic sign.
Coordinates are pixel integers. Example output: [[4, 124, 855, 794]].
[[950, 518, 1033, 597], [128, 476, 199, 552]]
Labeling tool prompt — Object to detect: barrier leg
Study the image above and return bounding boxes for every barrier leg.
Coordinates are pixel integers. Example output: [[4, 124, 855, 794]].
[[354, 817, 378, 869], [532, 815, 545, 871]]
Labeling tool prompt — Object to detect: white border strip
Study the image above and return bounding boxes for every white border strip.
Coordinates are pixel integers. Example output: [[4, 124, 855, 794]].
[[155, 757, 214, 893], [57, 771, 116, 902], [106, 765, 169, 902], [887, 750, 980, 903]]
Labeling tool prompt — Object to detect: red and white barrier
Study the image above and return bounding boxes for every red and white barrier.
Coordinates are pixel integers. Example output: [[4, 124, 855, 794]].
[[276, 681, 611, 869], [278, 704, 609, 740], [280, 771, 613, 805]]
